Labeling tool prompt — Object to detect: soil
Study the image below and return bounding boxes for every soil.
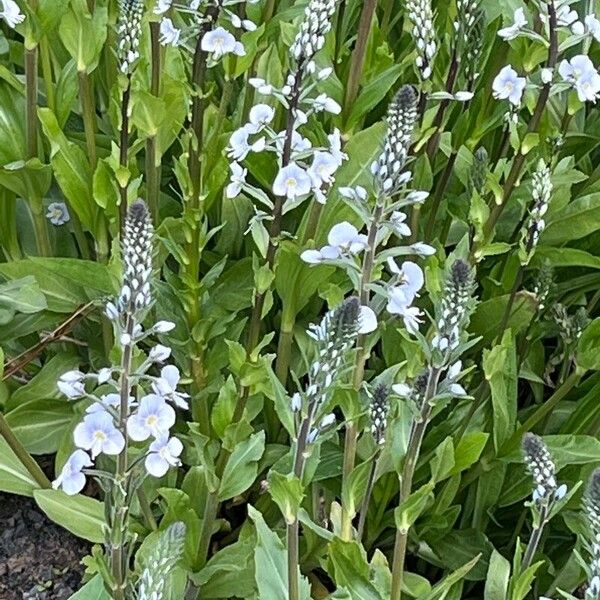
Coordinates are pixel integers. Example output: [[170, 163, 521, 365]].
[[0, 491, 90, 599]]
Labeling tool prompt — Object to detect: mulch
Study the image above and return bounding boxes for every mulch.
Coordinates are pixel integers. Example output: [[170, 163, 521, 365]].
[[0, 492, 89, 599]]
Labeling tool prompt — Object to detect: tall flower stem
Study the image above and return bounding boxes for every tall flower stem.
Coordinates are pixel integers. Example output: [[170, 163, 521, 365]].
[[344, 0, 378, 118], [482, 0, 557, 240], [39, 38, 55, 113], [0, 412, 51, 489], [390, 366, 441, 600], [118, 75, 133, 230], [146, 22, 161, 224], [521, 505, 548, 571], [340, 197, 384, 540], [78, 71, 98, 170], [357, 454, 379, 539], [25, 43, 51, 257], [110, 315, 135, 600]]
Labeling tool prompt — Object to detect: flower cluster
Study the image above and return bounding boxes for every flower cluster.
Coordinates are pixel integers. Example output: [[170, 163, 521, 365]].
[[520, 159, 553, 263], [585, 469, 600, 600], [53, 201, 186, 495], [156, 0, 256, 60], [532, 262, 554, 312], [368, 384, 390, 446], [522, 433, 566, 505], [292, 297, 370, 446], [406, 0, 437, 80], [432, 259, 476, 354], [117, 0, 144, 75], [559, 55, 600, 103], [0, 0, 24, 29], [289, 0, 337, 63]]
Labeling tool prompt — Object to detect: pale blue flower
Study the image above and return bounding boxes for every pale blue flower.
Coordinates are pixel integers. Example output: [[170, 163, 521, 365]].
[[52, 450, 92, 496], [145, 435, 183, 477], [73, 412, 125, 458], [152, 365, 190, 409], [127, 394, 176, 441], [46, 202, 70, 226]]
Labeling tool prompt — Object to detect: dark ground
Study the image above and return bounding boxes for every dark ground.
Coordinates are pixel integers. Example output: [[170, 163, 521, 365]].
[[0, 492, 89, 599]]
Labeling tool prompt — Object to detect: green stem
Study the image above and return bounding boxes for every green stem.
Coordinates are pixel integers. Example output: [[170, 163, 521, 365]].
[[119, 76, 132, 230], [39, 38, 55, 112], [30, 198, 51, 257], [25, 45, 38, 159], [343, 0, 378, 120], [521, 504, 549, 572], [275, 324, 294, 384], [390, 367, 441, 600], [497, 266, 524, 340], [0, 411, 51, 489], [78, 71, 97, 170], [357, 454, 379, 540], [146, 22, 161, 224]]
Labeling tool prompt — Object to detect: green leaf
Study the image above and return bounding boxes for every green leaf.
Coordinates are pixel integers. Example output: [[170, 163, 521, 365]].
[[34, 489, 105, 543], [420, 555, 481, 600], [394, 482, 434, 531], [577, 318, 600, 371], [268, 471, 304, 524], [483, 331, 517, 451], [67, 574, 110, 599], [431, 437, 455, 483], [544, 192, 600, 245], [248, 505, 310, 600], [218, 431, 265, 500], [0, 436, 40, 496], [341, 460, 373, 518], [0, 276, 47, 316], [131, 90, 166, 137], [450, 433, 489, 475]]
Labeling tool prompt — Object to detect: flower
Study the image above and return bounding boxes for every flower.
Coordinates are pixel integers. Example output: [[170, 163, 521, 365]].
[[58, 371, 85, 399], [0, 0, 24, 28], [228, 126, 266, 161], [46, 202, 70, 226], [154, 0, 171, 14], [152, 365, 190, 409], [273, 163, 312, 200], [585, 14, 600, 41], [454, 91, 474, 101], [328, 129, 347, 166], [498, 8, 527, 40], [301, 222, 368, 264], [492, 65, 526, 105], [201, 27, 245, 59], [149, 344, 172, 363], [313, 93, 342, 114], [86, 393, 122, 414], [249, 77, 273, 95], [153, 320, 176, 333], [389, 211, 411, 237], [145, 435, 183, 477], [308, 151, 339, 189], [387, 294, 424, 334], [73, 412, 125, 458], [410, 242, 436, 256], [247, 104, 275, 133], [127, 394, 176, 441], [359, 305, 378, 334], [541, 68, 553, 84], [159, 18, 181, 46], [387, 259, 424, 303], [226, 162, 247, 198], [339, 186, 367, 202], [52, 450, 92, 496], [275, 130, 312, 155], [559, 55, 600, 102]]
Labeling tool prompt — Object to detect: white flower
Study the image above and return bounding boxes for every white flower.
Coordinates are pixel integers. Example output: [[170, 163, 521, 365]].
[[97, 368, 112, 384], [328, 222, 368, 253], [159, 18, 180, 46], [308, 152, 339, 189], [247, 104, 275, 133], [541, 68, 553, 84], [498, 8, 526, 40], [152, 365, 190, 409], [388, 301, 424, 334], [228, 126, 266, 161], [339, 185, 367, 202], [73, 412, 125, 458], [555, 5, 583, 33], [359, 306, 378, 334], [410, 242, 436, 256], [300, 246, 340, 264], [127, 394, 176, 441], [320, 413, 336, 429], [392, 383, 411, 397], [153, 320, 176, 333], [328, 129, 347, 166], [318, 67, 333, 80], [154, 0, 171, 14], [226, 162, 247, 198], [275, 130, 312, 155], [290, 392, 302, 412], [449, 383, 467, 396], [447, 360, 462, 380], [273, 163, 312, 199], [105, 302, 119, 321], [313, 93, 342, 114], [249, 78, 273, 95], [492, 65, 526, 106], [149, 344, 171, 363], [454, 91, 474, 101], [58, 371, 85, 399], [201, 27, 245, 59], [389, 211, 411, 237], [585, 14, 600, 41], [145, 435, 183, 477], [46, 202, 70, 226], [52, 450, 92, 496], [0, 0, 24, 28], [559, 55, 600, 102], [387, 259, 424, 303]]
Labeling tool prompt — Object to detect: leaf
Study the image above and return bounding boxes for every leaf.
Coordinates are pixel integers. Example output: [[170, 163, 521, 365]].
[[484, 550, 510, 600], [450, 433, 489, 475], [394, 483, 434, 531], [218, 431, 265, 500], [67, 574, 110, 599], [247, 505, 310, 600], [5, 399, 75, 454], [268, 471, 304, 524], [544, 192, 600, 245], [483, 331, 517, 451], [0, 436, 40, 496], [431, 437, 455, 483], [34, 489, 105, 543], [0, 276, 47, 315], [420, 555, 481, 600], [577, 318, 600, 371]]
